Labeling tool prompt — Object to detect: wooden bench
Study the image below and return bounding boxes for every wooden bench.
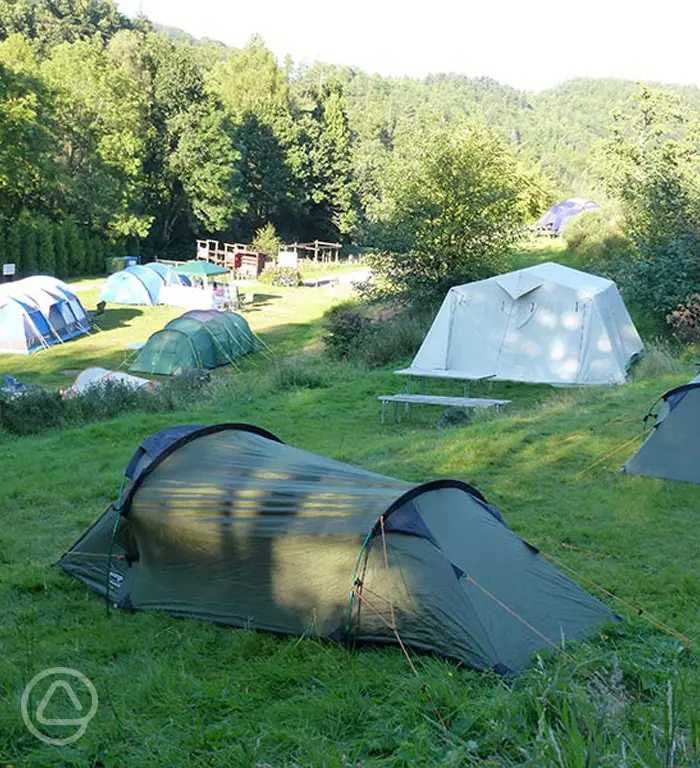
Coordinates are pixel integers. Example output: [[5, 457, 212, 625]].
[[378, 393, 511, 423]]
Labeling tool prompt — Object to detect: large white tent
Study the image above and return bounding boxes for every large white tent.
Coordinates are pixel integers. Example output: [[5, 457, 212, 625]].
[[401, 262, 643, 386]]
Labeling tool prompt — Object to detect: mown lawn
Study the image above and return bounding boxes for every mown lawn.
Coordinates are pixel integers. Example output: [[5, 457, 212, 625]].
[[1, 243, 699, 766]]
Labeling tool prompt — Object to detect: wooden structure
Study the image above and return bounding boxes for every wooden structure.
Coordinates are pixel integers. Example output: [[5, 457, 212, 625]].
[[377, 394, 511, 424], [195, 239, 267, 276], [283, 240, 342, 263]]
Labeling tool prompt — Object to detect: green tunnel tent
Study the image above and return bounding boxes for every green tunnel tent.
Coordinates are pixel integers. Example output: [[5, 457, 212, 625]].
[[623, 374, 700, 484], [130, 309, 260, 375], [60, 424, 617, 675]]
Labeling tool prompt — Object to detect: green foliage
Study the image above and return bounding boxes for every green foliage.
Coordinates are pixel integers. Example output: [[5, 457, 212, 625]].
[[602, 87, 700, 316], [0, 371, 212, 436], [258, 265, 302, 287], [666, 294, 700, 344], [562, 206, 633, 274], [18, 214, 38, 274], [364, 122, 526, 300], [52, 220, 67, 277], [323, 302, 429, 367], [251, 222, 281, 257], [35, 215, 55, 274]]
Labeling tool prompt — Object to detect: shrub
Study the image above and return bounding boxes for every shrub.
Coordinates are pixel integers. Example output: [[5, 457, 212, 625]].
[[258, 266, 302, 287], [562, 207, 634, 275], [323, 303, 374, 360], [323, 302, 430, 367], [632, 339, 684, 379], [0, 387, 65, 434], [251, 222, 281, 258], [667, 294, 700, 344], [0, 371, 214, 436]]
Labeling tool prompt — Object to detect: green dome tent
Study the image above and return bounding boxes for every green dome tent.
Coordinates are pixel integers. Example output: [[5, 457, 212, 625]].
[[623, 374, 700, 484], [60, 424, 616, 675], [130, 310, 260, 375]]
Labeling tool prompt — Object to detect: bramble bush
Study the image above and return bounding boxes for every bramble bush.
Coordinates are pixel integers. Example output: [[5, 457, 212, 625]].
[[667, 294, 700, 344]]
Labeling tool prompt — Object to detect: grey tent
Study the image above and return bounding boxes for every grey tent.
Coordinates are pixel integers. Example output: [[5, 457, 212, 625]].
[[60, 423, 616, 675], [624, 375, 700, 484]]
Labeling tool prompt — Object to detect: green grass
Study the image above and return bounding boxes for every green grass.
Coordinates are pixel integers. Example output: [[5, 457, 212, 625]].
[[1, 248, 700, 766]]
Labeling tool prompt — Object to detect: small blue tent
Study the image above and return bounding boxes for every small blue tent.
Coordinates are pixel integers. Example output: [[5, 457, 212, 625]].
[[537, 198, 599, 235], [100, 265, 163, 306]]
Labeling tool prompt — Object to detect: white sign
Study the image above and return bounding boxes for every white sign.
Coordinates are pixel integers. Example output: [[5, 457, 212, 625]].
[[278, 249, 298, 268], [3, 263, 16, 276]]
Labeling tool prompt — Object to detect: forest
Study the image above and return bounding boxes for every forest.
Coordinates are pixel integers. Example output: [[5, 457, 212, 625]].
[[2, 0, 700, 330]]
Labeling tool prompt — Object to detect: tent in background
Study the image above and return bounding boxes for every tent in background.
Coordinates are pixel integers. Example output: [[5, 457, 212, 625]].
[[401, 262, 643, 386], [100, 265, 163, 305], [64, 367, 153, 398], [537, 198, 599, 235], [129, 309, 260, 375], [60, 423, 617, 676], [0, 276, 90, 354], [623, 374, 700, 484]]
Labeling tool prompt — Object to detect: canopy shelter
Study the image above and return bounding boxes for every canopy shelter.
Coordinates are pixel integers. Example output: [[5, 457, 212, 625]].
[[0, 275, 89, 354], [100, 265, 164, 306], [623, 374, 700, 484], [401, 262, 643, 386], [172, 260, 229, 278], [129, 309, 260, 376], [60, 423, 616, 676], [536, 198, 599, 235]]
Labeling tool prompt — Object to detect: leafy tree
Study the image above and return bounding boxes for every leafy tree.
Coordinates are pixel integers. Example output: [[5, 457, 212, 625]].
[[6, 219, 22, 272], [251, 222, 281, 257], [364, 122, 525, 300], [167, 105, 242, 234], [64, 220, 85, 275], [19, 215, 39, 274], [53, 220, 67, 277], [36, 215, 55, 273], [602, 87, 700, 314], [0, 0, 134, 52], [0, 35, 57, 219], [41, 38, 151, 238]]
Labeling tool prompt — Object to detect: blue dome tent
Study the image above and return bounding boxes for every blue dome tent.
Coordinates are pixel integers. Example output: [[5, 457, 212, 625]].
[[0, 276, 90, 354], [142, 262, 191, 287], [537, 198, 599, 235], [100, 265, 163, 306]]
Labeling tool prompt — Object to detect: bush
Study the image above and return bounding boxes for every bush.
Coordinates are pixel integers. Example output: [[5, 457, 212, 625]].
[[258, 266, 302, 287], [323, 303, 374, 360], [562, 207, 634, 274], [251, 222, 281, 258], [323, 302, 430, 367], [0, 371, 213, 436], [632, 339, 685, 379], [667, 294, 700, 344]]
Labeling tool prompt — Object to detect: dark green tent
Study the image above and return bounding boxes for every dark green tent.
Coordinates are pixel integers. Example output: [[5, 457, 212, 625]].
[[60, 424, 616, 675], [624, 374, 700, 484], [130, 310, 260, 376]]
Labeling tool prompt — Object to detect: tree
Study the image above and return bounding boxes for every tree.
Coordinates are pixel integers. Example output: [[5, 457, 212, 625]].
[[41, 38, 151, 239], [364, 121, 526, 300], [53, 220, 67, 277], [36, 216, 55, 274], [167, 105, 243, 234], [251, 222, 281, 257], [0, 35, 57, 220], [602, 86, 700, 315]]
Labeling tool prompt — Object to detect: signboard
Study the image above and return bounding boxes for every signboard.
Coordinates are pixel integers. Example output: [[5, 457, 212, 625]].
[[3, 263, 16, 276], [277, 249, 298, 268]]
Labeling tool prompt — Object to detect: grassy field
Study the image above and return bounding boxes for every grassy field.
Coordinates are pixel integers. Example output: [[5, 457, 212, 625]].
[[1, 242, 699, 766]]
